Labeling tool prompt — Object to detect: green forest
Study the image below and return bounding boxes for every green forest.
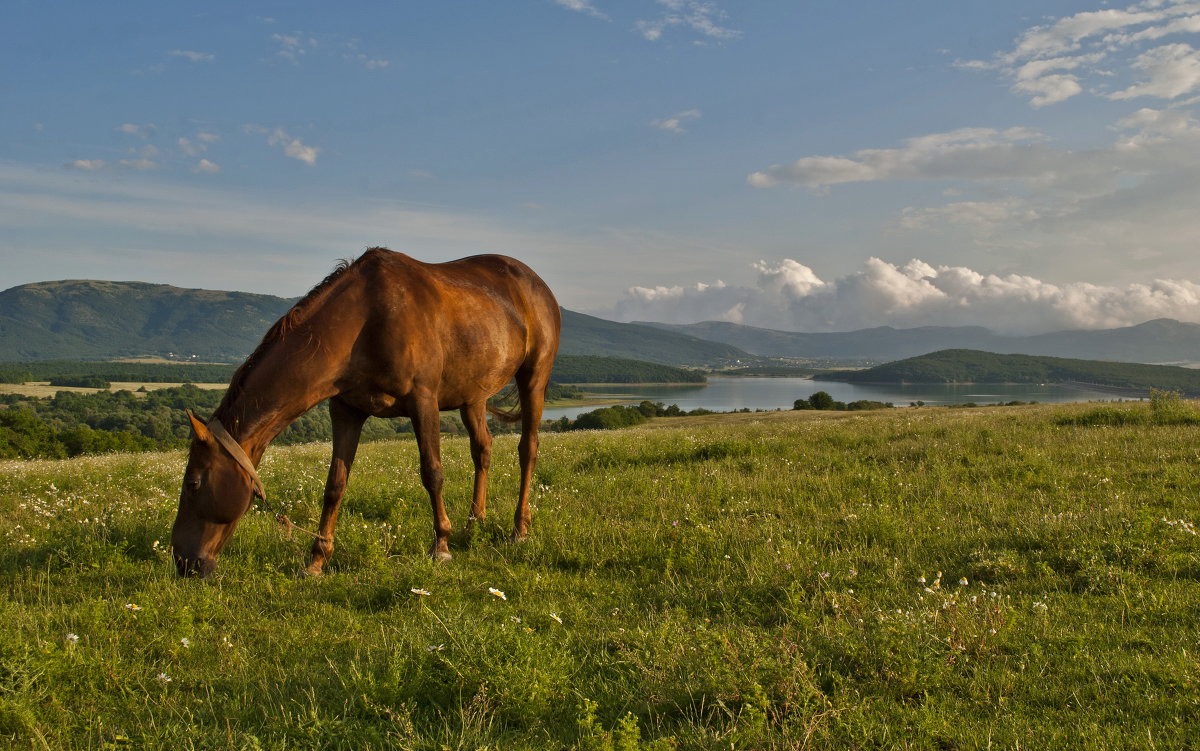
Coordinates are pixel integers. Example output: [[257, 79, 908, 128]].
[[817, 348, 1200, 394], [0, 361, 239, 385], [0, 383, 586, 460]]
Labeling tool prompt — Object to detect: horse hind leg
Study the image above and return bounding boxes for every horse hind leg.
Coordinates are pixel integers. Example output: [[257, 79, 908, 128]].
[[304, 398, 367, 576], [512, 365, 549, 543], [460, 400, 493, 528]]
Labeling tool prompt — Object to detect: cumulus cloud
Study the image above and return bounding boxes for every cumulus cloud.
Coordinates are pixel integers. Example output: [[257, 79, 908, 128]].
[[614, 257, 1200, 334], [192, 159, 221, 174], [650, 108, 701, 133]]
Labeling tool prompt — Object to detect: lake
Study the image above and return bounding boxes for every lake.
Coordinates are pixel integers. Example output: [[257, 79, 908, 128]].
[[542, 376, 1126, 420]]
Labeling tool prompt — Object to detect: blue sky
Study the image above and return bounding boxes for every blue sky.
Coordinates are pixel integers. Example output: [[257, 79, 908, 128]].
[[4, 1, 1200, 333]]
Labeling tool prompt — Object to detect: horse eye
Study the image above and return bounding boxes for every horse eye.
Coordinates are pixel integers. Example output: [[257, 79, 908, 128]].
[[185, 475, 202, 491]]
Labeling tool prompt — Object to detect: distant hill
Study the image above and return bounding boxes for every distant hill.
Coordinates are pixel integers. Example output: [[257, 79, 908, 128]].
[[550, 355, 705, 384], [557, 309, 748, 366], [815, 349, 1200, 395], [0, 280, 296, 362], [638, 318, 1200, 364], [0, 280, 751, 367]]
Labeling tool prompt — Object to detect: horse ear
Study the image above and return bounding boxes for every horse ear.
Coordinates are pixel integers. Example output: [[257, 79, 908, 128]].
[[186, 409, 213, 442]]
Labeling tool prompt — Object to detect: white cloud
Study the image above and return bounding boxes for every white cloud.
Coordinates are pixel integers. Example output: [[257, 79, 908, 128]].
[[896, 199, 1040, 232], [351, 54, 389, 70], [1010, 7, 1167, 60], [748, 127, 1053, 190], [635, 0, 740, 43], [1106, 13, 1200, 45], [1014, 73, 1084, 107], [650, 108, 701, 133], [192, 159, 221, 174], [614, 257, 1200, 334], [66, 159, 106, 171], [168, 49, 214, 63], [271, 32, 314, 62], [117, 123, 155, 139], [178, 132, 218, 157], [553, 0, 608, 21], [64, 158, 157, 171], [261, 128, 320, 165], [960, 2, 1200, 108], [1109, 42, 1200, 99]]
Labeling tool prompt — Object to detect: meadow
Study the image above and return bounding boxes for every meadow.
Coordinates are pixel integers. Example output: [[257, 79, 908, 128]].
[[1, 402, 1198, 749]]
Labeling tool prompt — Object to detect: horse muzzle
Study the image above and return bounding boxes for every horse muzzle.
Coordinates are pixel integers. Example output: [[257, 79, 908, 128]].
[[174, 554, 217, 578]]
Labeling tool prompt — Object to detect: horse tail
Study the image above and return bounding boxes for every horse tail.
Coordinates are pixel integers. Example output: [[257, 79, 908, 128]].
[[486, 383, 523, 423]]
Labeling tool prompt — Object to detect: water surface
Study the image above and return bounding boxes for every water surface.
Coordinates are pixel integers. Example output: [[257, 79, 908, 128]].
[[543, 376, 1123, 420]]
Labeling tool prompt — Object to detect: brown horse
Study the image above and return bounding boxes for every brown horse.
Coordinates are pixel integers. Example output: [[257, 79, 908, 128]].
[[171, 248, 560, 577]]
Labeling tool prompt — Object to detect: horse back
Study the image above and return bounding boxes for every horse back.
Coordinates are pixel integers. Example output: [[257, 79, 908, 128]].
[[346, 250, 559, 409]]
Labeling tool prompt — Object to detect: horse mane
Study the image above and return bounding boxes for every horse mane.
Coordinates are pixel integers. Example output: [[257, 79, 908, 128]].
[[217, 250, 381, 414]]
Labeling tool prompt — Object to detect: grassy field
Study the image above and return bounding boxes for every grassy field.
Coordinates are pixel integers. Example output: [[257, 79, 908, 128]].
[[1, 403, 1198, 749]]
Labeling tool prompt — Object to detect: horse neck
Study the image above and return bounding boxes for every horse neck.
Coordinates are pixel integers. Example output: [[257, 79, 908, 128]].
[[212, 343, 337, 463]]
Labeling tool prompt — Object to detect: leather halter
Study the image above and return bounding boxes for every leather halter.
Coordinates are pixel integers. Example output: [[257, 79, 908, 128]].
[[207, 419, 266, 500]]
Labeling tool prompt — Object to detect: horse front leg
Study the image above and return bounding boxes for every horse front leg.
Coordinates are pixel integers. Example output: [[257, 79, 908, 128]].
[[304, 398, 367, 576], [460, 400, 492, 528], [411, 398, 452, 561]]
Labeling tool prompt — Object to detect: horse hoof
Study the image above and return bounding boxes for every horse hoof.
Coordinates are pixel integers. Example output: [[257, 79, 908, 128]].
[[299, 565, 324, 578], [509, 531, 528, 544], [430, 550, 453, 562]]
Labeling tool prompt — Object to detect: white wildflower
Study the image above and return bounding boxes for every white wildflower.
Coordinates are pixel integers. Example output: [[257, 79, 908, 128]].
[[488, 587, 507, 601], [410, 588, 432, 596]]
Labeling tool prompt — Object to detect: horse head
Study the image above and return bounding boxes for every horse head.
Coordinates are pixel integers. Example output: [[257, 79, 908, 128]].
[[171, 410, 263, 577]]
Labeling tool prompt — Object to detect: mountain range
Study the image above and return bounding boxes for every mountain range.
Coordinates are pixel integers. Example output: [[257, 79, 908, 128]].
[[0, 280, 746, 366], [2, 279, 1198, 367], [638, 318, 1200, 365]]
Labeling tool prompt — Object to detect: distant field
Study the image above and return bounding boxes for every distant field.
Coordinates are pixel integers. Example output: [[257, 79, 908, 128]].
[[0, 381, 229, 398], [2, 403, 1199, 748]]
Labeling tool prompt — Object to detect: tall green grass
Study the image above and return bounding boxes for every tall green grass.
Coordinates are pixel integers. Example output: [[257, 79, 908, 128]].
[[1, 403, 1198, 749]]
